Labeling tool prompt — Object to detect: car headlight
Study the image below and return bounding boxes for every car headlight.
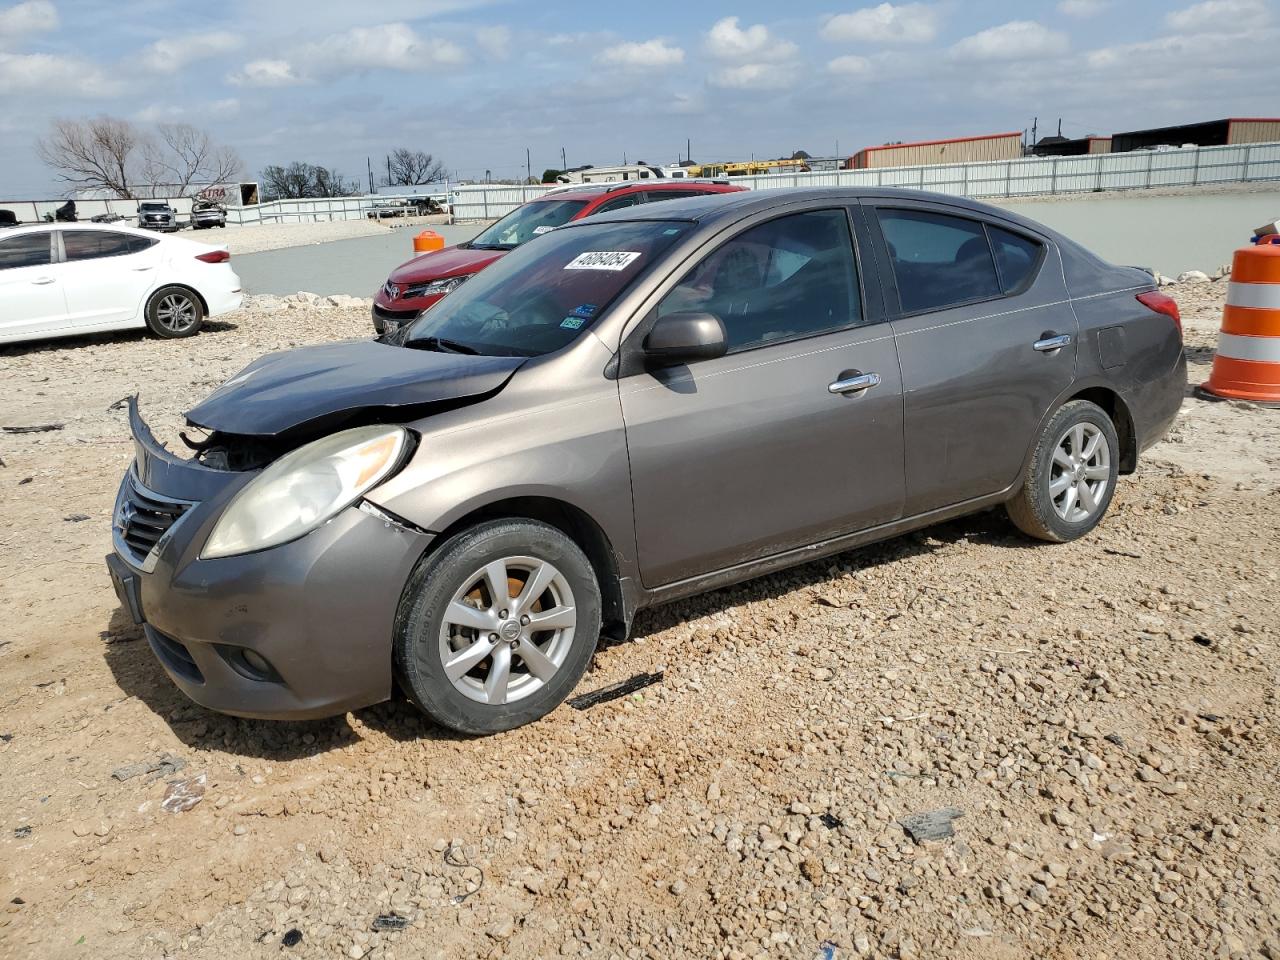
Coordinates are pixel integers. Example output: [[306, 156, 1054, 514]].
[[406, 275, 470, 299], [200, 425, 410, 559]]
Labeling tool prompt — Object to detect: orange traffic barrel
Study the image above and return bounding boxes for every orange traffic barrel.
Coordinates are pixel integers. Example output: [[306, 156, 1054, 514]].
[[1197, 236, 1280, 407], [413, 230, 445, 254]]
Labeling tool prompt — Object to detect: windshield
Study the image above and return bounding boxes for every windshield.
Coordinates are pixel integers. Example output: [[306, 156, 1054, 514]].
[[402, 219, 690, 357], [468, 197, 590, 250]]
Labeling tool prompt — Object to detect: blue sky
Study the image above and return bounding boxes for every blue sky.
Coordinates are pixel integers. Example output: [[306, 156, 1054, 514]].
[[1, 0, 1276, 196]]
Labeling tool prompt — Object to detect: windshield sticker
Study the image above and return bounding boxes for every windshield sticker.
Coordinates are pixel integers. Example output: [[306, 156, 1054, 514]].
[[564, 251, 641, 271], [532, 225, 556, 235], [571, 303, 598, 318], [560, 316, 586, 329]]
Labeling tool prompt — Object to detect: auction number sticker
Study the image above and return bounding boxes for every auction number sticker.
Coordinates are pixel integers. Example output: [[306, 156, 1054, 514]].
[[564, 251, 640, 271], [532, 225, 555, 235]]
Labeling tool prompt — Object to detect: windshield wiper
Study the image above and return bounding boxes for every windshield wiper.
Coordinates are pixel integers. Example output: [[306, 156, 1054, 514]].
[[405, 335, 481, 355]]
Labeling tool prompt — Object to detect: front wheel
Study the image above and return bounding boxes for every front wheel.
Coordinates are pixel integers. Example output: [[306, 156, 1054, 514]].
[[393, 519, 602, 734], [145, 286, 204, 338], [1007, 399, 1119, 542]]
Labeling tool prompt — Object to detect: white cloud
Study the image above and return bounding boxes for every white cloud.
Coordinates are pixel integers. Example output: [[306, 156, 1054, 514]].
[[827, 54, 872, 75], [950, 20, 1069, 61], [821, 3, 939, 44], [476, 24, 510, 59], [705, 16, 797, 61], [227, 58, 301, 87], [141, 30, 241, 73], [1166, 0, 1271, 32], [303, 22, 465, 74], [1057, 0, 1107, 16], [208, 97, 240, 118], [709, 62, 791, 89], [594, 38, 684, 70], [0, 0, 57, 44], [0, 51, 119, 96]]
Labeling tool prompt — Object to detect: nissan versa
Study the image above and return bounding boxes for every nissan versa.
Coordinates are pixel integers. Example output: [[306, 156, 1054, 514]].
[[107, 188, 1185, 734]]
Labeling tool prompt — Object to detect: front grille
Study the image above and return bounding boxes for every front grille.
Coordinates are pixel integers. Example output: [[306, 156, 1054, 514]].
[[373, 303, 419, 322], [116, 473, 194, 567]]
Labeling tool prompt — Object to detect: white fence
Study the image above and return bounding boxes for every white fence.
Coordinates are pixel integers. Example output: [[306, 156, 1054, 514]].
[[448, 141, 1280, 221]]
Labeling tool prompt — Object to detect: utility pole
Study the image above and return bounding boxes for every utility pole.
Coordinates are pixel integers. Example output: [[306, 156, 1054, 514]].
[[1031, 117, 1038, 147], [687, 138, 691, 163], [367, 157, 373, 194], [526, 147, 531, 184], [561, 146, 567, 172], [386, 155, 392, 187]]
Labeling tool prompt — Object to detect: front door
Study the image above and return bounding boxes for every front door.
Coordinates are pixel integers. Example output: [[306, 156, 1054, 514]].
[[0, 232, 66, 341], [619, 207, 905, 588], [868, 202, 1078, 516]]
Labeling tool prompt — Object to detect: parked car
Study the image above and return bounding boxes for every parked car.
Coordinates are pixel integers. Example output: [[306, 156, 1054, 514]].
[[0, 223, 241, 344], [371, 180, 745, 333], [138, 201, 179, 232], [108, 188, 1184, 733], [190, 199, 227, 230]]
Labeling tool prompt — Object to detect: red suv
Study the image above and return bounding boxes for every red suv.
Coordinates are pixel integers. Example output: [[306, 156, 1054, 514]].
[[371, 180, 745, 332]]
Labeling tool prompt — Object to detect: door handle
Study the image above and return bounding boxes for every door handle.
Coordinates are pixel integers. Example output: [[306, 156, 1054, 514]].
[[131, 266, 154, 272], [1033, 333, 1072, 353], [31, 276, 55, 285], [828, 371, 881, 395]]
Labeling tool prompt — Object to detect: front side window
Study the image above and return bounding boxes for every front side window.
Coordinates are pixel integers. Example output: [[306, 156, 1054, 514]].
[[657, 208, 861, 354], [468, 198, 590, 250], [877, 209, 1000, 313], [0, 233, 52, 270], [403, 220, 689, 357], [62, 230, 154, 262], [592, 194, 642, 215]]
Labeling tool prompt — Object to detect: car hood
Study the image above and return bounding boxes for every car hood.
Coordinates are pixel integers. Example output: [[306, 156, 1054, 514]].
[[185, 339, 525, 438], [388, 245, 507, 284]]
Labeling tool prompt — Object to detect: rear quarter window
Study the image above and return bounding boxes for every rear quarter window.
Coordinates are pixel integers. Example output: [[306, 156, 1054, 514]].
[[989, 226, 1044, 294]]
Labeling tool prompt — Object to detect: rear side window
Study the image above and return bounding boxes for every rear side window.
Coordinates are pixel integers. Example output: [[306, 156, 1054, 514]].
[[643, 190, 705, 203], [0, 233, 52, 269], [658, 208, 861, 353], [593, 194, 642, 215], [63, 231, 155, 261], [877, 209, 1000, 313], [990, 226, 1043, 294]]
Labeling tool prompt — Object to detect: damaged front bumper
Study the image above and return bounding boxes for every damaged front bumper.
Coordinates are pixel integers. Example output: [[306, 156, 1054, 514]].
[[106, 399, 433, 720]]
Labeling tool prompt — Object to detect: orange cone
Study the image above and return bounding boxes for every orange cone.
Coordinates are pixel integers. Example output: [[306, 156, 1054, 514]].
[[1197, 236, 1280, 407]]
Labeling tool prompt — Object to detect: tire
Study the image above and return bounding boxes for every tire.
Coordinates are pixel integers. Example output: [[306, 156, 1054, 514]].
[[394, 519, 602, 734], [145, 286, 204, 338], [1007, 399, 1119, 543]]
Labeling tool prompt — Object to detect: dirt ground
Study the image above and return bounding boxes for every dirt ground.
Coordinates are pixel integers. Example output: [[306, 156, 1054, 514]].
[[1, 282, 1278, 960]]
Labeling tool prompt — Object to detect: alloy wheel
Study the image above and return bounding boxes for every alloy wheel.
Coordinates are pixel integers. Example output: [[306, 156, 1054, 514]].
[[1049, 422, 1111, 523], [437, 556, 577, 705], [156, 293, 198, 334]]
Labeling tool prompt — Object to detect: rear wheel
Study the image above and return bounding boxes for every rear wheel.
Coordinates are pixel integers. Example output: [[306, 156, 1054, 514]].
[[1007, 400, 1119, 542], [394, 519, 601, 734], [145, 286, 204, 338]]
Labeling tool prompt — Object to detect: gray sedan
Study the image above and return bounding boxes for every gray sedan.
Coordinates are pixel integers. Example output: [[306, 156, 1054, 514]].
[[107, 188, 1185, 733]]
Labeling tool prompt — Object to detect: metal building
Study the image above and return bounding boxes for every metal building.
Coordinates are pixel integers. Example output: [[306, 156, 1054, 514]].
[[1030, 136, 1112, 157], [849, 132, 1023, 169], [1111, 118, 1280, 152]]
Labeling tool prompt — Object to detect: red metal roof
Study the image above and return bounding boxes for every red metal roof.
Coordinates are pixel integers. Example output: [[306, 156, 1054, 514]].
[[854, 131, 1023, 156]]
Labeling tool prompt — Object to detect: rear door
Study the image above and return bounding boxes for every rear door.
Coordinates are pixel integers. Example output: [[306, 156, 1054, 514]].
[[619, 205, 905, 587], [56, 230, 161, 326], [0, 231, 66, 340], [866, 200, 1077, 515]]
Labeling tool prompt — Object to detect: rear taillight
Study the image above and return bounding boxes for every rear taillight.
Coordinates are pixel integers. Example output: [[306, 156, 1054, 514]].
[[195, 250, 230, 263], [1136, 290, 1181, 333]]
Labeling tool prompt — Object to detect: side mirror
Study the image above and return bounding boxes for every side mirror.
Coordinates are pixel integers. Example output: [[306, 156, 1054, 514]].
[[642, 312, 728, 367]]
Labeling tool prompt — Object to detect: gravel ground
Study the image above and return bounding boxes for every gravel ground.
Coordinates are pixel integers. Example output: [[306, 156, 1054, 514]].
[[1, 282, 1278, 960]]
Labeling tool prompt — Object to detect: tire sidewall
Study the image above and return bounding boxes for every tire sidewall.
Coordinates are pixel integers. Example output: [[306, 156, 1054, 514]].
[[146, 286, 204, 339], [394, 520, 601, 734], [1034, 401, 1120, 541]]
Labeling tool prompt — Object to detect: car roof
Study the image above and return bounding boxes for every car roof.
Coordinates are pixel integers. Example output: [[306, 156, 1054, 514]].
[[0, 221, 177, 239], [572, 186, 1058, 237]]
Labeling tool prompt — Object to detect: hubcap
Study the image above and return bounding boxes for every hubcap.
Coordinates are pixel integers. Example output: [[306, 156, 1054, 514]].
[[156, 294, 197, 332], [1049, 422, 1110, 523], [438, 556, 577, 706]]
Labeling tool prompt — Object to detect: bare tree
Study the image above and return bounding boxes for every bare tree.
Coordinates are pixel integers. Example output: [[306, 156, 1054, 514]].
[[384, 148, 446, 186], [38, 116, 242, 199], [142, 123, 243, 198], [37, 116, 143, 199], [260, 162, 360, 200]]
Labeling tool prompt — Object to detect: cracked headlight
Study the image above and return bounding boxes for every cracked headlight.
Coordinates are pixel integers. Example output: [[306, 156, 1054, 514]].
[[201, 426, 410, 559]]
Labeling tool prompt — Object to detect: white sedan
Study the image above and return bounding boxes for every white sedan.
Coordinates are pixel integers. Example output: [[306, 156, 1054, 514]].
[[0, 223, 242, 345]]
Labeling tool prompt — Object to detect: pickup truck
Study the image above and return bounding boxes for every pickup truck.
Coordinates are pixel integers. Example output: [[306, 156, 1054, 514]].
[[138, 201, 179, 232]]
